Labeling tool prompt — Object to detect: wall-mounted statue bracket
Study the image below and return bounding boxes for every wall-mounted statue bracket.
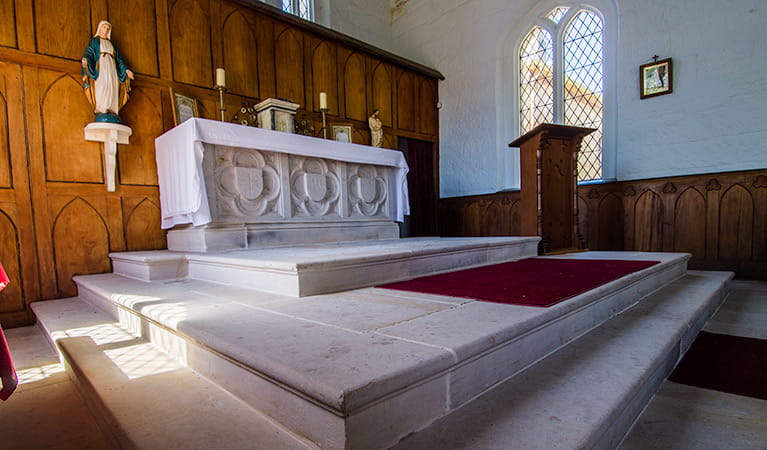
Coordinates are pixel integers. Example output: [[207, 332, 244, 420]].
[[84, 122, 132, 192]]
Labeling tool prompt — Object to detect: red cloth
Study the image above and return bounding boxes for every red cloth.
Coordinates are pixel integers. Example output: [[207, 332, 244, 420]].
[[0, 263, 17, 400], [379, 258, 660, 307]]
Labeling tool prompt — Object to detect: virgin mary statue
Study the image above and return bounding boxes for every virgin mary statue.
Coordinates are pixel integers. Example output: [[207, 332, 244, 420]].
[[81, 20, 134, 123]]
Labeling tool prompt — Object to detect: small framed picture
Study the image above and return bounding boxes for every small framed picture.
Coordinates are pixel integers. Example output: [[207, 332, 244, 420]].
[[170, 88, 199, 125], [331, 124, 353, 143], [640, 58, 673, 99]]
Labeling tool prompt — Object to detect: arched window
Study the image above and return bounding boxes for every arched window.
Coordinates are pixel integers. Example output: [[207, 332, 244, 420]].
[[519, 6, 605, 181]]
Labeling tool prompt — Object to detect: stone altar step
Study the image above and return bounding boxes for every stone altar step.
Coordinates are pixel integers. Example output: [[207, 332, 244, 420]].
[[30, 250, 718, 449], [110, 236, 541, 296]]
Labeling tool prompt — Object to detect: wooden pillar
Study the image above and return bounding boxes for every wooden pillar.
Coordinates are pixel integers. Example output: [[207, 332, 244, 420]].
[[509, 123, 595, 255]]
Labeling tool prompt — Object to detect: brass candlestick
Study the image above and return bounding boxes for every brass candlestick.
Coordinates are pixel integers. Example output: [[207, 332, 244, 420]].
[[215, 85, 227, 121], [320, 107, 329, 139]]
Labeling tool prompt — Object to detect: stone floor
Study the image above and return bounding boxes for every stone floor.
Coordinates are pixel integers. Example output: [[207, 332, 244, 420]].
[[1, 279, 765, 449]]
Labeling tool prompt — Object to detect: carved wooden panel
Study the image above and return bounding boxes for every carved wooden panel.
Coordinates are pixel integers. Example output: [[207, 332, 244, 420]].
[[719, 184, 753, 260], [52, 197, 111, 297], [34, 0, 89, 60], [108, 0, 159, 77], [417, 77, 436, 135], [596, 193, 624, 250], [311, 41, 337, 114], [577, 196, 589, 246], [0, 0, 16, 48], [674, 187, 706, 259], [0, 210, 23, 311], [170, 0, 212, 87], [255, 16, 276, 99], [397, 71, 415, 131], [41, 73, 102, 183], [372, 62, 393, 127], [634, 190, 663, 251], [344, 53, 367, 121], [0, 90, 9, 188], [223, 10, 259, 99], [118, 88, 161, 186], [124, 197, 165, 250], [275, 27, 305, 106]]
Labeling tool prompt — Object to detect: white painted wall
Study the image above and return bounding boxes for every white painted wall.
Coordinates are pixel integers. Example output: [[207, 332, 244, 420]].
[[328, 0, 767, 197], [320, 0, 393, 52]]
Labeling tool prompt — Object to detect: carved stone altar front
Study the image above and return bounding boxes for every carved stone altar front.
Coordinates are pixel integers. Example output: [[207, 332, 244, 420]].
[[156, 118, 409, 252]]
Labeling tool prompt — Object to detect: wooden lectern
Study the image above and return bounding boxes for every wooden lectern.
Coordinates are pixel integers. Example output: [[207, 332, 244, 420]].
[[509, 123, 595, 255]]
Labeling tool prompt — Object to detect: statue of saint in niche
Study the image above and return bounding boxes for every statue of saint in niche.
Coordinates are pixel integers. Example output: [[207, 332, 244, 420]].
[[81, 20, 135, 123]]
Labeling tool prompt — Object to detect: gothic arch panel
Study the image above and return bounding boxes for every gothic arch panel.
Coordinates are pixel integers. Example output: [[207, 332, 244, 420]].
[[344, 53, 367, 121], [634, 190, 663, 251], [372, 63, 393, 127], [0, 211, 23, 312], [223, 10, 259, 98], [42, 74, 102, 183], [482, 200, 509, 236], [417, 77, 436, 135], [118, 87, 162, 186], [311, 41, 337, 113], [597, 193, 624, 250], [397, 71, 415, 131], [509, 199, 522, 235], [674, 187, 706, 259], [352, 128, 369, 146], [719, 184, 753, 260], [0, 90, 10, 188], [34, 0, 89, 60], [125, 198, 165, 251], [52, 198, 111, 297], [170, 0, 212, 87], [108, 0, 159, 77], [275, 28, 305, 106]]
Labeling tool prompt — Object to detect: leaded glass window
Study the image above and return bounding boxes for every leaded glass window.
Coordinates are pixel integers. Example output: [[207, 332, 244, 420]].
[[282, 0, 313, 21], [518, 7, 604, 181]]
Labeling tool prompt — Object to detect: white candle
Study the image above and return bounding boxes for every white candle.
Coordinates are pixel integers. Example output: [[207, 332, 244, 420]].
[[216, 68, 226, 87], [319, 92, 327, 110]]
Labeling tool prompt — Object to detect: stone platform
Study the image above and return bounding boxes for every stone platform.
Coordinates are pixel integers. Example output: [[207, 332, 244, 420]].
[[30, 238, 733, 449]]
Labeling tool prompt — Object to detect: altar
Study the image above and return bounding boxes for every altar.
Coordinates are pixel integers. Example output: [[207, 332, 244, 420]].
[[155, 118, 410, 252]]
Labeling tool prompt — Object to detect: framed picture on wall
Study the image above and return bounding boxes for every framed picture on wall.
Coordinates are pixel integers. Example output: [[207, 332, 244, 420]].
[[331, 124, 353, 143], [170, 88, 199, 125], [640, 58, 673, 99]]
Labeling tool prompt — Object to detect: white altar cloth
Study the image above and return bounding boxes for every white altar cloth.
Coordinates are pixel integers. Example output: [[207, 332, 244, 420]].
[[155, 118, 410, 229]]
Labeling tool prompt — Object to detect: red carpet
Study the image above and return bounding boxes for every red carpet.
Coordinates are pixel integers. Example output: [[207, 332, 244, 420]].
[[378, 258, 660, 307], [669, 331, 767, 400]]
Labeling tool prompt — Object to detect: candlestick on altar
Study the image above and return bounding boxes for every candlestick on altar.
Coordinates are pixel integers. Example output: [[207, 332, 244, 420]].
[[319, 91, 329, 139], [215, 68, 227, 122]]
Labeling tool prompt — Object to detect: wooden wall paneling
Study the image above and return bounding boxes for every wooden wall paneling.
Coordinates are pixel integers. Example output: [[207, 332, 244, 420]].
[[0, 207, 25, 321], [34, 0, 91, 60], [155, 0, 173, 79], [351, 128, 369, 146], [0, 0, 16, 48], [108, 0, 159, 77], [222, 8, 259, 99], [118, 87, 162, 186], [596, 193, 624, 250], [274, 26, 305, 107], [382, 133, 396, 150], [170, 0, 213, 87], [718, 184, 753, 261], [417, 76, 436, 135], [704, 178, 722, 263], [50, 196, 111, 297], [0, 88, 9, 187], [397, 70, 415, 131], [634, 190, 663, 251], [311, 40, 337, 114], [674, 187, 706, 259], [254, 13, 276, 99], [343, 52, 367, 122], [123, 196, 165, 250], [371, 61, 393, 127], [577, 195, 589, 246], [40, 72, 103, 183], [752, 175, 767, 261]]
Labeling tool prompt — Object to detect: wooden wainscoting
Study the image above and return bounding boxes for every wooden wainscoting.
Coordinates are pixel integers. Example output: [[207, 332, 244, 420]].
[[0, 0, 442, 327], [440, 169, 767, 279]]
